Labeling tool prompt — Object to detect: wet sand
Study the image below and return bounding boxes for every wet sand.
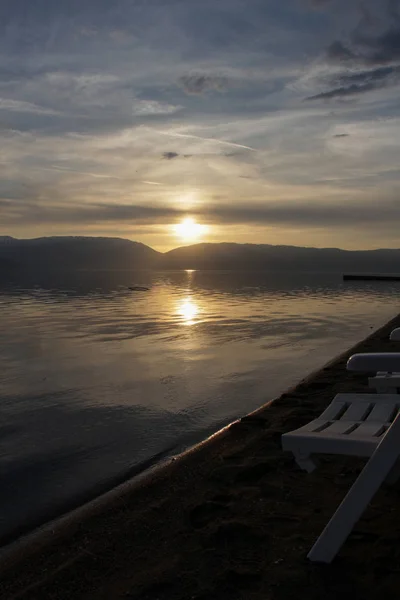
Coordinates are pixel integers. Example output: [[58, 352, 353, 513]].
[[2, 314, 400, 599]]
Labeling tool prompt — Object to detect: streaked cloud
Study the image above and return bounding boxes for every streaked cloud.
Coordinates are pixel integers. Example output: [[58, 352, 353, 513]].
[[3, 192, 400, 234], [306, 65, 400, 99], [132, 99, 183, 116], [0, 98, 61, 115]]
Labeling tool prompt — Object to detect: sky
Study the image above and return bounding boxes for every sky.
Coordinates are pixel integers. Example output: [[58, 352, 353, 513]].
[[1, 0, 400, 251]]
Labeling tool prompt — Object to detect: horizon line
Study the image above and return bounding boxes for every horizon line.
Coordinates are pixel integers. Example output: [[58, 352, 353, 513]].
[[1, 235, 400, 254]]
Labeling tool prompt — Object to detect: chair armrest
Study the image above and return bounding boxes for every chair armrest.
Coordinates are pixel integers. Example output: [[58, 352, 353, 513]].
[[347, 353, 400, 373]]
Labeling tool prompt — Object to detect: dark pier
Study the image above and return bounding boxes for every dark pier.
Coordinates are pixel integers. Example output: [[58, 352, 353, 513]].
[[343, 274, 400, 281]]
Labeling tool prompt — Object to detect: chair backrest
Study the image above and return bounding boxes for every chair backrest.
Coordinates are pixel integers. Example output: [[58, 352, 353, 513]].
[[347, 353, 400, 373], [390, 328, 400, 341]]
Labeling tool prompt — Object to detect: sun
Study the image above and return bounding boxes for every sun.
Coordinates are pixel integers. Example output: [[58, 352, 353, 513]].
[[174, 217, 208, 242]]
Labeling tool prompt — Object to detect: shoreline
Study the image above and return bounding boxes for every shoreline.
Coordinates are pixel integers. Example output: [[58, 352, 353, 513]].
[[2, 313, 400, 599]]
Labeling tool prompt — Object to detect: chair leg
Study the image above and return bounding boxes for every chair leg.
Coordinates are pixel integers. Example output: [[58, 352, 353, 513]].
[[308, 416, 400, 563]]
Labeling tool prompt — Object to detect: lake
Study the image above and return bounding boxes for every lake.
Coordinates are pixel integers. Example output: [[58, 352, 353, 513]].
[[1, 269, 399, 545]]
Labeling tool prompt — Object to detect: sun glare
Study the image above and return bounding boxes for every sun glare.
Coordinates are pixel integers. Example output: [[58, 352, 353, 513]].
[[174, 217, 208, 242], [177, 296, 199, 325]]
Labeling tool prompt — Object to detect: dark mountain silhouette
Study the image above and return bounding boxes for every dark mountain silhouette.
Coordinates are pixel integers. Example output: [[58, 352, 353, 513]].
[[1, 237, 400, 273], [0, 236, 161, 272], [163, 242, 400, 272], [164, 244, 400, 273]]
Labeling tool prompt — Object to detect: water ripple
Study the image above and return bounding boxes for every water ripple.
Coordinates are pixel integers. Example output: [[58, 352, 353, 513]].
[[0, 270, 399, 543]]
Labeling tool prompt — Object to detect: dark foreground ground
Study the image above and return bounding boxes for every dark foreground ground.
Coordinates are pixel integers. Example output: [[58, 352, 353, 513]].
[[2, 315, 400, 600]]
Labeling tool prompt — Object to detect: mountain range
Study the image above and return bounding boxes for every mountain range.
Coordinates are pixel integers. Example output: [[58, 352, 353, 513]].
[[1, 236, 400, 273]]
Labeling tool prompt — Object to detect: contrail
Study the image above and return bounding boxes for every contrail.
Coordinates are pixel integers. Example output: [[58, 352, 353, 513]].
[[147, 128, 256, 151], [44, 165, 122, 179], [44, 167, 163, 186]]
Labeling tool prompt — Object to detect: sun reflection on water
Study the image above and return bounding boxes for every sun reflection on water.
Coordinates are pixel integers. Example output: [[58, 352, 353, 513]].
[[177, 296, 200, 325]]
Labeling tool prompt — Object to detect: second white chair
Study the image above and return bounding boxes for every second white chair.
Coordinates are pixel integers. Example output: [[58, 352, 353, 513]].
[[282, 351, 400, 563], [368, 328, 400, 393]]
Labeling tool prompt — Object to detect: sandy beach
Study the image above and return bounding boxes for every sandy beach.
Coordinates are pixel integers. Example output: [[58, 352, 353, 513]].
[[2, 314, 400, 599]]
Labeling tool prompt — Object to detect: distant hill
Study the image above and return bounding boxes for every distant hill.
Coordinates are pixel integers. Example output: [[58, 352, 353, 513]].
[[0, 236, 161, 272], [163, 242, 400, 272], [1, 237, 400, 273]]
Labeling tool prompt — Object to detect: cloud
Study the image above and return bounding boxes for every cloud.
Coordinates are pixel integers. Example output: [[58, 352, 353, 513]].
[[79, 26, 98, 37], [132, 99, 183, 116], [150, 129, 257, 152], [178, 74, 228, 95], [307, 82, 377, 100], [306, 65, 400, 100], [326, 25, 400, 68], [162, 152, 179, 160], [161, 151, 193, 160], [201, 200, 400, 227], [42, 165, 122, 179], [336, 65, 399, 84], [300, 5, 400, 103], [0, 200, 181, 226], [361, 27, 400, 65], [3, 194, 400, 231], [326, 41, 357, 63], [0, 98, 61, 115], [333, 133, 349, 137]]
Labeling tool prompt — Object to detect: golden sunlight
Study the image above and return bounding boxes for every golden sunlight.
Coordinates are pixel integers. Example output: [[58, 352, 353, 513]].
[[177, 296, 199, 326], [174, 217, 208, 242]]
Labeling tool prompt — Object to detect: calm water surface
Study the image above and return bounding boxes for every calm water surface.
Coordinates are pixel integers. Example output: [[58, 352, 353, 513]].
[[1, 270, 399, 544]]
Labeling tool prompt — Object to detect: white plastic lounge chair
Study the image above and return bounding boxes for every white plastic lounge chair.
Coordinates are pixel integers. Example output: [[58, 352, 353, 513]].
[[367, 330, 400, 392], [351, 352, 400, 373], [368, 371, 400, 393], [282, 352, 400, 563], [390, 328, 400, 341]]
